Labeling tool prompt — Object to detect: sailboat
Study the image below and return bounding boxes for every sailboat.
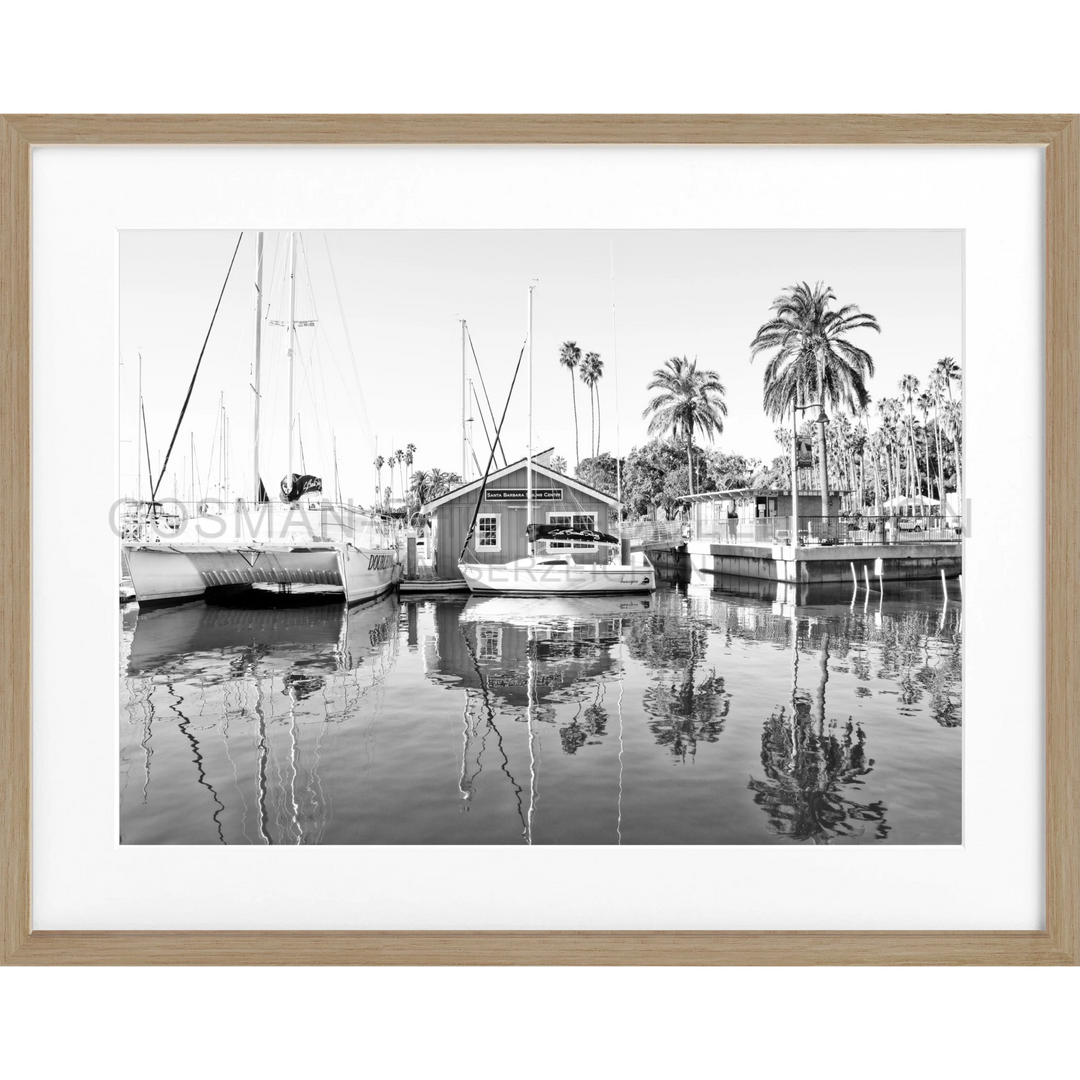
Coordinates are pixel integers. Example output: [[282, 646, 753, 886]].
[[457, 285, 654, 596], [124, 231, 403, 607]]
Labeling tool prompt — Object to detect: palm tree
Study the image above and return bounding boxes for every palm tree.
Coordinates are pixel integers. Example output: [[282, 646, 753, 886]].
[[373, 454, 385, 504], [642, 355, 728, 497], [405, 442, 416, 494], [408, 470, 429, 507], [852, 424, 868, 510], [929, 369, 947, 503], [917, 389, 935, 499], [750, 282, 880, 518], [900, 375, 920, 499], [579, 351, 603, 457], [558, 340, 582, 466], [934, 357, 962, 505], [427, 468, 462, 499], [942, 399, 963, 503]]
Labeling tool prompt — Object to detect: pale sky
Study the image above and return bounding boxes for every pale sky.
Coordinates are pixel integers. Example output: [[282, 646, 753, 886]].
[[119, 229, 962, 505]]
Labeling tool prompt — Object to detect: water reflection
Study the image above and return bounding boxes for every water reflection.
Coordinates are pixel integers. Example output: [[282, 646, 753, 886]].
[[120, 579, 961, 845], [747, 623, 887, 844], [120, 596, 398, 844]]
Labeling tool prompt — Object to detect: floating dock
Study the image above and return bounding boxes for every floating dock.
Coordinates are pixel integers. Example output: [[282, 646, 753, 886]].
[[400, 578, 470, 594]]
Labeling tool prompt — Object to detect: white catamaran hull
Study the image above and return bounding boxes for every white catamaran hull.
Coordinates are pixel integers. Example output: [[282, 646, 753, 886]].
[[125, 541, 401, 606], [458, 554, 654, 595]]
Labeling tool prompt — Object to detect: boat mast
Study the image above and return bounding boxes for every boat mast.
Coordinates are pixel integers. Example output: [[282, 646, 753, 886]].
[[253, 231, 263, 502], [527, 284, 534, 553], [136, 351, 143, 505], [287, 231, 298, 489], [610, 245, 623, 548], [461, 318, 467, 480]]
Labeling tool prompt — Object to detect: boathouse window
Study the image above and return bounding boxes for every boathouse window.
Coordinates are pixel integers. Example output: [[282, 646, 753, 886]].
[[546, 512, 598, 552], [475, 514, 501, 552], [477, 624, 502, 659]]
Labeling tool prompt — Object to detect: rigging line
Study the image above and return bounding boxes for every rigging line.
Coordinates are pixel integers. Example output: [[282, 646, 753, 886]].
[[305, 245, 374, 461], [466, 325, 508, 467], [152, 232, 244, 500], [317, 318, 375, 459], [459, 338, 528, 562], [140, 400, 154, 502], [201, 396, 222, 500], [322, 232, 376, 448], [470, 382, 497, 459], [294, 333, 332, 469], [459, 624, 527, 830]]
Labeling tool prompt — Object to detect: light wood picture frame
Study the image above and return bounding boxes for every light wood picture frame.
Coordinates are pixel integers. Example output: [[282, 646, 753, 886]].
[[1, 114, 1076, 965]]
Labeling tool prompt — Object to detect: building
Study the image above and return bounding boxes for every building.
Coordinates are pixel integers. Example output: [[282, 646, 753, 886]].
[[685, 486, 846, 544], [420, 454, 620, 580]]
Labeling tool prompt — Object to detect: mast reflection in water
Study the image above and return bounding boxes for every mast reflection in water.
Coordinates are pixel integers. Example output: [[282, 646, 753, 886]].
[[119, 578, 961, 844]]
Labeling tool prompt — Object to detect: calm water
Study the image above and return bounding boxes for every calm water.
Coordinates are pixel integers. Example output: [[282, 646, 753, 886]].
[[119, 577, 962, 845]]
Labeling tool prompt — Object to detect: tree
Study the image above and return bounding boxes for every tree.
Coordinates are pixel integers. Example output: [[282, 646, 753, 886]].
[[558, 340, 582, 467], [929, 369, 947, 502], [704, 450, 759, 492], [934, 356, 962, 504], [578, 351, 603, 457], [373, 454, 385, 504], [642, 356, 728, 497], [408, 468, 429, 518], [575, 452, 620, 497], [393, 449, 405, 502], [750, 282, 880, 518], [917, 390, 935, 499], [900, 374, 920, 499], [549, 454, 568, 475]]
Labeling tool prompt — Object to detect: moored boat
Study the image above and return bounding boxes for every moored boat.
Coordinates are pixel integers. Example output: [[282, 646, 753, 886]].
[[123, 231, 402, 607]]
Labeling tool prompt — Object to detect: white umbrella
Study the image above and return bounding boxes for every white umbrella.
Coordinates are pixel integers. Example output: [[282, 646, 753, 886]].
[[882, 494, 940, 510]]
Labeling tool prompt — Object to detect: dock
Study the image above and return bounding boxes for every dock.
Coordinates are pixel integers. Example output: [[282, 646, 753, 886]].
[[687, 538, 961, 586], [400, 552, 470, 593]]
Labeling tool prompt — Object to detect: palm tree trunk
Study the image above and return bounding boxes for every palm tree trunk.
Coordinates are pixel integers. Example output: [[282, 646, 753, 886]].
[[570, 372, 579, 467], [596, 389, 601, 455], [686, 431, 695, 497], [947, 383, 961, 507], [953, 429, 962, 505], [905, 409, 916, 499], [816, 415, 830, 520], [590, 385, 596, 459], [871, 439, 883, 514], [934, 399, 945, 499], [921, 423, 931, 503]]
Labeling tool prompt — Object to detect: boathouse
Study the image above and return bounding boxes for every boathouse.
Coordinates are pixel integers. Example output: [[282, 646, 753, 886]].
[[420, 454, 621, 580]]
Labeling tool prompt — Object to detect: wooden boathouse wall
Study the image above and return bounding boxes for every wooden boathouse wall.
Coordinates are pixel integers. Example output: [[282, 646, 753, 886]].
[[430, 464, 616, 580]]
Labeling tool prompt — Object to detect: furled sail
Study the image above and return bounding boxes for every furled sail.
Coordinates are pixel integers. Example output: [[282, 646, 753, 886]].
[[526, 523, 619, 546]]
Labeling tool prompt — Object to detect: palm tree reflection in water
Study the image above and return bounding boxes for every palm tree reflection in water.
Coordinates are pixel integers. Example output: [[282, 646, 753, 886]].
[[627, 612, 732, 762], [749, 621, 888, 843]]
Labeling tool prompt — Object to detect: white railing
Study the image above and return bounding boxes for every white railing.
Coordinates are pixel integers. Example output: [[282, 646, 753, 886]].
[[621, 521, 687, 547]]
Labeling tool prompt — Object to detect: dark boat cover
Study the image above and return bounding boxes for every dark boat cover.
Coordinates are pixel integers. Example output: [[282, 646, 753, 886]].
[[526, 523, 619, 546], [280, 473, 323, 502]]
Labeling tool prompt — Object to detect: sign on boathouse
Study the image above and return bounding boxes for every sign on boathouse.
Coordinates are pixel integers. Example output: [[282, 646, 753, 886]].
[[484, 488, 563, 502]]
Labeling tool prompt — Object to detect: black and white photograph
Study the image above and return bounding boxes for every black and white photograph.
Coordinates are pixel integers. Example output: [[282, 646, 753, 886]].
[[118, 228, 964, 845]]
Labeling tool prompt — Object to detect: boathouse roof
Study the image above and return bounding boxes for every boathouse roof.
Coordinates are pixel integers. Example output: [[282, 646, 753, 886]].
[[681, 486, 848, 501], [421, 455, 621, 513]]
